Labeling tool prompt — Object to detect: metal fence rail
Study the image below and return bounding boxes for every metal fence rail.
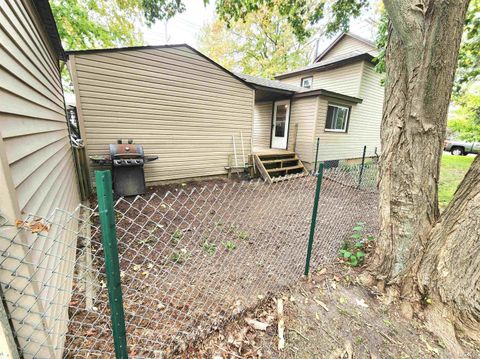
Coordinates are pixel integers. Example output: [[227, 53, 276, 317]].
[[0, 163, 378, 358]]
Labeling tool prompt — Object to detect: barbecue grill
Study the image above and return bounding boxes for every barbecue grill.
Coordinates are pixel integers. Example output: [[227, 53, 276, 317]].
[[90, 139, 158, 197]]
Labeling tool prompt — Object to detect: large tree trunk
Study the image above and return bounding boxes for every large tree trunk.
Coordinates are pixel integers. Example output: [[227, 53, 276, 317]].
[[369, 0, 480, 353], [417, 155, 480, 348], [371, 0, 470, 286]]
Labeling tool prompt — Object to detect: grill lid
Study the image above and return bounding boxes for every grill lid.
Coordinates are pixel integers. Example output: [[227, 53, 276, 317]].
[[109, 143, 145, 159]]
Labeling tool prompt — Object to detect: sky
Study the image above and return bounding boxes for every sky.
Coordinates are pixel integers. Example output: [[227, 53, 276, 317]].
[[141, 0, 379, 53], [142, 0, 216, 47]]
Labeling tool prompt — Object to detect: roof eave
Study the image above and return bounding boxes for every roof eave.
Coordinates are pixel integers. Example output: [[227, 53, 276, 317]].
[[314, 32, 376, 63], [275, 53, 374, 80], [294, 89, 363, 104], [34, 0, 66, 61], [252, 84, 296, 95]]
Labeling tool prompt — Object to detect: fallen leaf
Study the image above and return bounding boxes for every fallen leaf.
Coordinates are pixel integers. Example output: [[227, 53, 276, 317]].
[[314, 298, 329, 312], [245, 318, 270, 331], [86, 328, 97, 337]]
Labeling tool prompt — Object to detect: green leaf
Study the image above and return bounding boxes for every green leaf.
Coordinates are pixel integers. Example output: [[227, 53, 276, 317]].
[[356, 252, 365, 259], [351, 233, 362, 239], [354, 241, 364, 248], [352, 226, 364, 231], [349, 256, 358, 266], [342, 250, 352, 259]]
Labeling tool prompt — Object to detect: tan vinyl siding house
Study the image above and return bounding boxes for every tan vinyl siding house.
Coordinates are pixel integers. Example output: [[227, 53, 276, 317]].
[[69, 45, 255, 183], [278, 61, 364, 97], [0, 0, 80, 357], [287, 97, 318, 163], [242, 32, 384, 169], [253, 102, 272, 148], [317, 33, 379, 61]]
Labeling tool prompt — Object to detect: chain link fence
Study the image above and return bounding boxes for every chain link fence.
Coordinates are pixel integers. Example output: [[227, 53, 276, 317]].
[[0, 161, 378, 358]]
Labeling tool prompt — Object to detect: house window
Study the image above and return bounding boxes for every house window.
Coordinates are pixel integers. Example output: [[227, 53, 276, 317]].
[[301, 76, 313, 89], [325, 104, 350, 132]]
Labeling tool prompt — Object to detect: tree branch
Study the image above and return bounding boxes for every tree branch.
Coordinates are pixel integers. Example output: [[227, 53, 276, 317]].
[[383, 0, 426, 71]]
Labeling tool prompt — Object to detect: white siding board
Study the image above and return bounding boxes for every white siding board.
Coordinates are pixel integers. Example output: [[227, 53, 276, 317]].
[[70, 46, 254, 183]]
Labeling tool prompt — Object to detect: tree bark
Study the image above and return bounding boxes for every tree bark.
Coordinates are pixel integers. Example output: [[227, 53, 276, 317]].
[[417, 155, 480, 346], [369, 0, 480, 353], [371, 0, 470, 288]]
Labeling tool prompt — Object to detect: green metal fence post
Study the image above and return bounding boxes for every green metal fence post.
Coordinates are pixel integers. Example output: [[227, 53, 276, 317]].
[[313, 138, 320, 174], [95, 170, 128, 359], [358, 145, 367, 188], [304, 163, 324, 276]]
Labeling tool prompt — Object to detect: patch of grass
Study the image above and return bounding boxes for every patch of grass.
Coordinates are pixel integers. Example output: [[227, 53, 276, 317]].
[[202, 241, 217, 256], [222, 240, 236, 251], [171, 249, 189, 263], [237, 230, 250, 240], [439, 154, 475, 209], [171, 229, 184, 243]]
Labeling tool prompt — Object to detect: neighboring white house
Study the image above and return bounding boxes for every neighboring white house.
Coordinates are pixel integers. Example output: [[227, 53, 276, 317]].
[[238, 32, 384, 170]]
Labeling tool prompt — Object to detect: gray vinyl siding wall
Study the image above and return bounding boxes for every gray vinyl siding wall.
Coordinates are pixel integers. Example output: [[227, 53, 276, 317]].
[[0, 0, 80, 357], [70, 46, 254, 183]]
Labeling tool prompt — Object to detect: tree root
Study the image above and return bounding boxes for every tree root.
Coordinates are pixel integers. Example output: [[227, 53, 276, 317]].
[[424, 303, 465, 358]]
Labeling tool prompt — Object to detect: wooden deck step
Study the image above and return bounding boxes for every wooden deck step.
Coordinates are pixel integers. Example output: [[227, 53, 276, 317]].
[[262, 157, 299, 165], [267, 164, 304, 173], [253, 151, 308, 183], [257, 153, 296, 160]]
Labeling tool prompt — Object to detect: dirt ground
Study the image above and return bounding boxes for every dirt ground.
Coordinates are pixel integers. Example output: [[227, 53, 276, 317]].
[[180, 264, 480, 359], [65, 170, 379, 357]]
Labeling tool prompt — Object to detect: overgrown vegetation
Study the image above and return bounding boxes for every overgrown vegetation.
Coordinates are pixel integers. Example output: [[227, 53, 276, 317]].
[[339, 222, 374, 267]]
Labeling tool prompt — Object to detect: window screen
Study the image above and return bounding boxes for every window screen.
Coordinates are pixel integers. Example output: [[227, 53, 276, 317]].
[[325, 104, 349, 132]]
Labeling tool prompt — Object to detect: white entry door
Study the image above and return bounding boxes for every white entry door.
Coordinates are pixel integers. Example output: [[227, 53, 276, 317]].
[[271, 100, 290, 149]]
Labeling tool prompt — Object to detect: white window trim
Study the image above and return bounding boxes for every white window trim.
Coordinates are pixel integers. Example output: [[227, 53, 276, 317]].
[[325, 104, 350, 133], [301, 76, 313, 89]]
